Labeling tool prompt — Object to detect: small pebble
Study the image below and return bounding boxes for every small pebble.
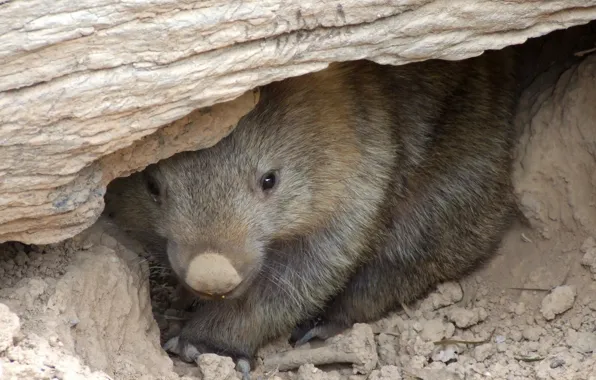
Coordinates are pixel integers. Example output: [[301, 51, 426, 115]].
[[523, 326, 543, 341], [509, 330, 523, 342], [473, 343, 495, 362], [540, 286, 576, 320], [550, 357, 565, 369], [527, 341, 540, 352], [570, 316, 583, 330], [446, 308, 475, 328], [514, 302, 526, 316], [420, 282, 463, 311], [496, 342, 507, 353], [197, 354, 237, 380], [420, 319, 447, 342], [409, 355, 427, 370], [431, 345, 459, 363]]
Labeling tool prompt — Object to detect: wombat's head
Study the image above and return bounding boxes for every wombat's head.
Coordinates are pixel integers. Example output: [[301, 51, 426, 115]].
[[105, 70, 368, 300]]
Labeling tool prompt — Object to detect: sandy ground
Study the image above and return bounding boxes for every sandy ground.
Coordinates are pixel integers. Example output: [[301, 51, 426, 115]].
[[1, 36, 596, 380]]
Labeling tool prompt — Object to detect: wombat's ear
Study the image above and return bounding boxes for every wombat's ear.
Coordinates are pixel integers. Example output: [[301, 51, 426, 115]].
[[255, 86, 268, 101], [255, 84, 279, 103], [142, 168, 163, 204]]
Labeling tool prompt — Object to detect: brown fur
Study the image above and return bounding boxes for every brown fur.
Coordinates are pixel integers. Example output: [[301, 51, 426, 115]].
[[103, 48, 518, 363]]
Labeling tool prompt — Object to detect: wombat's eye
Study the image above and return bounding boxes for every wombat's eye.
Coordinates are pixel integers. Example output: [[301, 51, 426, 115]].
[[260, 170, 278, 192], [143, 172, 161, 202]]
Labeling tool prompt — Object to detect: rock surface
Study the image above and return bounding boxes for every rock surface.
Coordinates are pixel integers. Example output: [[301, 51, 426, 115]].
[[0, 89, 258, 245], [0, 223, 185, 380], [2, 1, 596, 244]]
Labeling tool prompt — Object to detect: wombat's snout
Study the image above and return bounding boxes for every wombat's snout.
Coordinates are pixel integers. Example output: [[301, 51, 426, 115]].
[[185, 253, 242, 298]]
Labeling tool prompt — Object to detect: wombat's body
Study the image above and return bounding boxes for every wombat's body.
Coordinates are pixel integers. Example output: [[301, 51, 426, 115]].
[[104, 49, 518, 364]]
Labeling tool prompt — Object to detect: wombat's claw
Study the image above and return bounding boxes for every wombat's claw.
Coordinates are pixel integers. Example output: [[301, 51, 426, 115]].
[[165, 336, 253, 379], [163, 336, 201, 363], [236, 358, 252, 380], [289, 317, 322, 345], [293, 322, 346, 347]]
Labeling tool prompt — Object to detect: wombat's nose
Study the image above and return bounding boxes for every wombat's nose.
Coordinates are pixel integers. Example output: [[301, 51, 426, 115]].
[[186, 253, 242, 296]]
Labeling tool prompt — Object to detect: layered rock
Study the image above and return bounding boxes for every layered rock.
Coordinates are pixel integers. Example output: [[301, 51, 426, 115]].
[[1, 0, 596, 244]]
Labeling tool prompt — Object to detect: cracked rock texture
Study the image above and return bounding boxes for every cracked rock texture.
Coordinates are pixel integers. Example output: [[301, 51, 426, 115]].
[[1, 48, 596, 380], [2, 0, 596, 244]]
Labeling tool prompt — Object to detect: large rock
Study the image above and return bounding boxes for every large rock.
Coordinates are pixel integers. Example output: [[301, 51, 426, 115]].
[[513, 50, 596, 239], [0, 225, 184, 379], [1, 0, 596, 244]]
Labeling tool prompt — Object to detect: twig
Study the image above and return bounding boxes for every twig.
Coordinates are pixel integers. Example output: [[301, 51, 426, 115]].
[[434, 329, 495, 347]]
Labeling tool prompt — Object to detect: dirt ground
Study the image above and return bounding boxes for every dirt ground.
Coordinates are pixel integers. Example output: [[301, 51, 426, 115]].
[[1, 36, 596, 380]]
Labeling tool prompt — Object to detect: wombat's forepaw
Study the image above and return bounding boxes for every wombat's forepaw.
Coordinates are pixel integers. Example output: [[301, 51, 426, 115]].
[[163, 335, 206, 362], [163, 335, 253, 380], [292, 321, 348, 347]]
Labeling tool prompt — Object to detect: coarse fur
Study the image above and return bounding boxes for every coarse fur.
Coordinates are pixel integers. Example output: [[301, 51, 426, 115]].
[[103, 48, 519, 364]]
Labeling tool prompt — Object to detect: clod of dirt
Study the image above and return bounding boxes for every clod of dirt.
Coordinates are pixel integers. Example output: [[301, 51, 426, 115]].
[[263, 324, 378, 375], [296, 364, 341, 380], [374, 333, 399, 366], [197, 353, 240, 380], [523, 326, 545, 341], [473, 343, 496, 361], [566, 330, 596, 354], [0, 303, 20, 352], [580, 237, 596, 279], [540, 285, 576, 320], [419, 319, 452, 342], [419, 282, 463, 311], [445, 307, 488, 328]]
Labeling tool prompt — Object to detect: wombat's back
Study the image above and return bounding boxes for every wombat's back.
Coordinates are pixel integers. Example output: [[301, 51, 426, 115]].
[[311, 50, 518, 332]]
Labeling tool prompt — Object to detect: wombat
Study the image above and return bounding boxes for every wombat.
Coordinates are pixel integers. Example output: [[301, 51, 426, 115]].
[[103, 48, 519, 368]]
